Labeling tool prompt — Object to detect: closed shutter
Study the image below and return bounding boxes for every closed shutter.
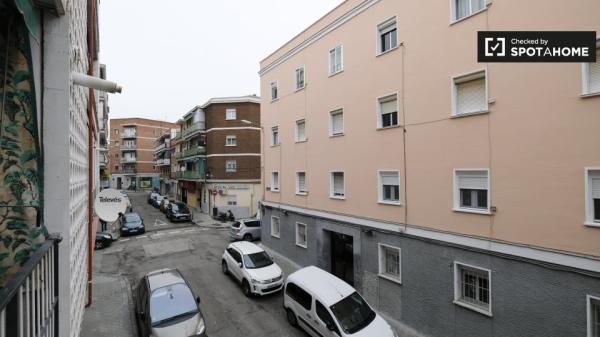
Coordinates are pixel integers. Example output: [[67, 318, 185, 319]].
[[272, 172, 279, 189], [333, 173, 344, 196], [457, 171, 488, 190], [381, 172, 399, 186], [381, 98, 397, 115], [457, 77, 486, 115], [297, 173, 306, 192], [589, 48, 600, 93], [335, 47, 342, 71], [591, 177, 600, 199], [331, 111, 343, 134]]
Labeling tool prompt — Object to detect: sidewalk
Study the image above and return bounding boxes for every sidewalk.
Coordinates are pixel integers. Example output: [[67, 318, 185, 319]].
[[81, 274, 136, 337], [191, 209, 232, 228]]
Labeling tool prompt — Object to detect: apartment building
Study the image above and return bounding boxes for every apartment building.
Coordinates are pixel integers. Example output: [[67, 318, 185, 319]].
[[259, 1, 600, 336], [154, 129, 178, 195], [174, 96, 262, 217], [109, 118, 178, 190], [98, 64, 110, 188]]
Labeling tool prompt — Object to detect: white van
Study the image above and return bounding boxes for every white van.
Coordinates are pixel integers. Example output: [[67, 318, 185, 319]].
[[283, 266, 397, 337]]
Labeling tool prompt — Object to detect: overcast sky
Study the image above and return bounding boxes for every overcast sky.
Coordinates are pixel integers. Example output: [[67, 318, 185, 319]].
[[99, 0, 343, 123]]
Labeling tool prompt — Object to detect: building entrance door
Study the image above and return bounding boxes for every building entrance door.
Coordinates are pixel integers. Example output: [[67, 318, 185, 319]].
[[116, 177, 122, 189], [331, 232, 354, 286], [182, 189, 188, 204]]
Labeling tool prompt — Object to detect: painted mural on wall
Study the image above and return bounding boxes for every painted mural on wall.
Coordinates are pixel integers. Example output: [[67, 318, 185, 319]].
[[0, 3, 46, 287]]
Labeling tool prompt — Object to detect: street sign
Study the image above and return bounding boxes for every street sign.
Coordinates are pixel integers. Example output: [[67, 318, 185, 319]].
[[94, 189, 128, 222]]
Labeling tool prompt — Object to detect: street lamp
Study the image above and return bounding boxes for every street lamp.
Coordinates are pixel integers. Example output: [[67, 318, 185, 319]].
[[241, 119, 265, 218]]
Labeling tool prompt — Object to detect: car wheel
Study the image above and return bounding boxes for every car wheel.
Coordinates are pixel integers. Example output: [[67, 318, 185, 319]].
[[242, 279, 251, 297], [221, 260, 228, 275], [286, 308, 298, 327], [95, 241, 103, 250], [243, 234, 252, 241]]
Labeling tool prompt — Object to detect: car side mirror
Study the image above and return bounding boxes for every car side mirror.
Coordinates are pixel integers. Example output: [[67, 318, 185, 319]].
[[196, 296, 201, 304], [238, 262, 243, 268]]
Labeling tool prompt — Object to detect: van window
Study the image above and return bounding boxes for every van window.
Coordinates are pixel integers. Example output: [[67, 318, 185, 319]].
[[316, 300, 337, 332], [285, 282, 312, 310]]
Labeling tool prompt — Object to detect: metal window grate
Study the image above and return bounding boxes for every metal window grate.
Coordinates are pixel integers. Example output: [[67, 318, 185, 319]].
[[460, 266, 490, 310], [384, 247, 400, 277], [592, 298, 600, 337]]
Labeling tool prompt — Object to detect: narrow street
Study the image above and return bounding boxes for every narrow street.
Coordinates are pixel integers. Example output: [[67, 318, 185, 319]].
[[82, 192, 307, 337]]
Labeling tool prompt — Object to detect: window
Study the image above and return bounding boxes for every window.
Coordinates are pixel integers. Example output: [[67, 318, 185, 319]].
[[452, 70, 487, 116], [226, 135, 237, 147], [271, 216, 280, 238], [295, 119, 306, 142], [378, 94, 399, 128], [271, 126, 279, 146], [330, 172, 345, 199], [271, 172, 280, 192], [454, 262, 491, 315], [588, 295, 600, 337], [378, 244, 401, 283], [227, 195, 237, 206], [452, 0, 485, 22], [329, 45, 343, 75], [227, 248, 242, 263], [583, 45, 600, 95], [226, 108, 237, 120], [454, 170, 489, 213], [114, 129, 119, 134], [378, 171, 400, 204], [316, 301, 336, 329], [329, 109, 344, 136], [296, 172, 307, 195], [586, 169, 600, 226], [114, 165, 119, 170], [285, 282, 311, 310], [295, 223, 307, 248], [295, 66, 305, 90], [271, 81, 278, 100], [226, 160, 237, 173], [377, 17, 397, 54]]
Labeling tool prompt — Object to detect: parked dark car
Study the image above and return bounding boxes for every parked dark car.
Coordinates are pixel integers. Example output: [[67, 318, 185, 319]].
[[95, 232, 113, 249], [134, 269, 207, 337], [120, 212, 145, 236], [166, 202, 193, 222]]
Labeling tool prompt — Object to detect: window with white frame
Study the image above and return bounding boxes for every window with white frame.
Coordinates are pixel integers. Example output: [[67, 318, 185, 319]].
[[379, 171, 400, 204], [454, 170, 489, 212], [329, 109, 344, 136], [295, 119, 306, 142], [226, 108, 237, 120], [225, 135, 237, 147], [271, 81, 278, 100], [227, 195, 237, 206], [271, 216, 280, 238], [225, 160, 237, 173], [271, 126, 279, 146], [586, 169, 600, 225], [583, 45, 600, 95], [271, 172, 280, 192], [296, 172, 307, 195], [295, 66, 305, 90], [295, 223, 307, 248], [378, 244, 401, 283], [452, 70, 487, 116], [454, 262, 491, 315], [452, 0, 485, 22], [588, 295, 600, 337], [329, 45, 343, 75], [330, 172, 345, 198], [377, 17, 397, 54], [378, 94, 399, 128]]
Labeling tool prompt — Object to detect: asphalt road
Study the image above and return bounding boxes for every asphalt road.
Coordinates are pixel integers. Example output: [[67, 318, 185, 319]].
[[94, 192, 308, 337]]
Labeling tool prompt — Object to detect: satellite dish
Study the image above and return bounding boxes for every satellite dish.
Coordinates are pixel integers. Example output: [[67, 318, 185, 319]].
[[94, 189, 128, 222]]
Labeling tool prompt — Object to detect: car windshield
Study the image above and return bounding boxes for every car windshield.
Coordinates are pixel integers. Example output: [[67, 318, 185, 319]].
[[330, 292, 376, 334], [242, 251, 273, 269], [172, 204, 189, 213], [149, 283, 198, 327], [124, 213, 141, 222]]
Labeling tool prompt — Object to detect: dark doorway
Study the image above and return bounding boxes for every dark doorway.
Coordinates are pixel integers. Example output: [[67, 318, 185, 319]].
[[182, 189, 188, 204], [331, 232, 354, 286], [116, 177, 122, 190]]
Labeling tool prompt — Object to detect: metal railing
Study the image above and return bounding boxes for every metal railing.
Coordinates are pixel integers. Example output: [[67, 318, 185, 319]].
[[181, 122, 205, 138], [175, 146, 206, 160], [121, 144, 136, 150], [154, 158, 170, 166], [120, 157, 137, 163], [175, 171, 203, 180], [153, 143, 167, 153], [0, 235, 61, 337], [120, 133, 136, 139]]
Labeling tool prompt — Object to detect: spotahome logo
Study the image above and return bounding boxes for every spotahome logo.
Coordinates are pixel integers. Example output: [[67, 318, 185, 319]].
[[478, 31, 596, 62]]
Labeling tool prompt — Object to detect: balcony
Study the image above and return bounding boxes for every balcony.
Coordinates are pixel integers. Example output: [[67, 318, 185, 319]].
[[175, 146, 206, 161], [175, 171, 204, 180], [0, 236, 61, 337], [155, 158, 171, 166], [99, 155, 108, 167], [181, 122, 205, 139], [154, 143, 167, 153], [120, 157, 137, 163], [120, 133, 136, 139], [115, 167, 137, 174]]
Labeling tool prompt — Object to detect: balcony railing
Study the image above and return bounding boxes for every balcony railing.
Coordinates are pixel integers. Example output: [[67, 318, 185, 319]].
[[115, 168, 137, 174], [120, 157, 137, 163], [153, 143, 167, 153], [0, 235, 61, 337], [154, 158, 171, 166], [120, 133, 136, 139], [175, 171, 204, 180], [175, 146, 206, 160], [181, 122, 205, 138], [121, 144, 136, 150]]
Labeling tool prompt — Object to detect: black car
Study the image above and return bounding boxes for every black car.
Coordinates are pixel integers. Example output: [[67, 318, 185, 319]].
[[95, 232, 113, 249], [166, 202, 193, 222], [120, 212, 146, 236]]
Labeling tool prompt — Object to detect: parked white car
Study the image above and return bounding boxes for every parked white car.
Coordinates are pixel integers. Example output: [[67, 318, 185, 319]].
[[284, 266, 397, 337], [221, 242, 283, 297]]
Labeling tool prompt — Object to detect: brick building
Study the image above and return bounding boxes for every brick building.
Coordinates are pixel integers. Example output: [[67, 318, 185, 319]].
[[108, 118, 178, 190]]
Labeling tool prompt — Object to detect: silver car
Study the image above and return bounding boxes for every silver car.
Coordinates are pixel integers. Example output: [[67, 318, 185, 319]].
[[229, 218, 261, 241]]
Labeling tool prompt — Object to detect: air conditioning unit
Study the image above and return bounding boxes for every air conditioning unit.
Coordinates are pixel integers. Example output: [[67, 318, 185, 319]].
[[218, 189, 226, 195]]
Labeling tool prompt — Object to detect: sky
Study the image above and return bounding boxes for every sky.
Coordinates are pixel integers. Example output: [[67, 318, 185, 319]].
[[99, 0, 344, 123]]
